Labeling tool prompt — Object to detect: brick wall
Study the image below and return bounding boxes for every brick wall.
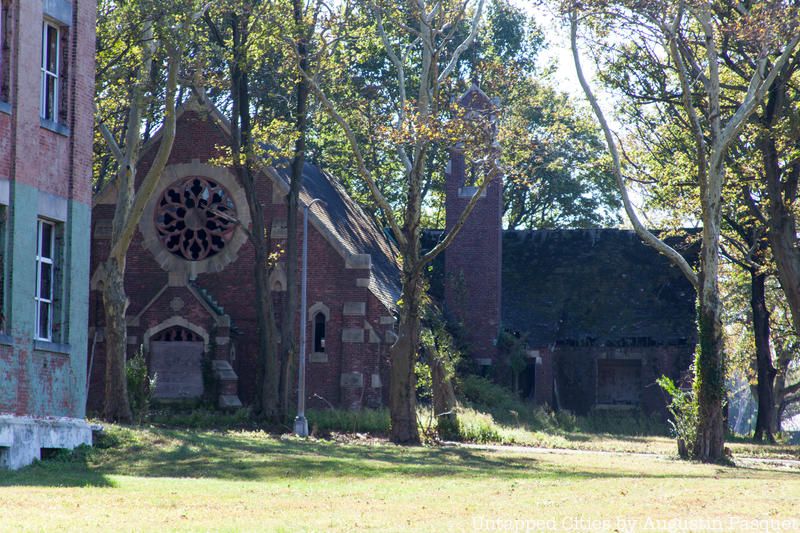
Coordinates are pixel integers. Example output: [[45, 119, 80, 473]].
[[444, 87, 503, 364], [89, 107, 395, 411], [553, 344, 693, 417], [1, 0, 96, 421]]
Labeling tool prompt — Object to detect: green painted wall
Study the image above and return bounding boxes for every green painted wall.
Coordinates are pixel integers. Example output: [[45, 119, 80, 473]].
[[3, 180, 90, 418]]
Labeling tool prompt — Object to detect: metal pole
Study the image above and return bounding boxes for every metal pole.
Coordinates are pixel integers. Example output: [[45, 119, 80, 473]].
[[294, 198, 324, 437]]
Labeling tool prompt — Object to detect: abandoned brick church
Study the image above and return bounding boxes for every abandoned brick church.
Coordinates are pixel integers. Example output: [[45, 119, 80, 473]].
[[87, 85, 697, 417]]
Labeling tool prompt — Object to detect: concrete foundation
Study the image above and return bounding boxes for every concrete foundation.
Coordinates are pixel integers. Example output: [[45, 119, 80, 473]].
[[0, 415, 91, 470]]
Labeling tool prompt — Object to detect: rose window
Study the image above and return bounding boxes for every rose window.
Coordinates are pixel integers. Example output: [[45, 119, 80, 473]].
[[155, 177, 237, 261]]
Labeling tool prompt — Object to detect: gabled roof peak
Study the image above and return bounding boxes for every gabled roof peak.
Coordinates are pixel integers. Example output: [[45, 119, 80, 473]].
[[458, 82, 498, 110]]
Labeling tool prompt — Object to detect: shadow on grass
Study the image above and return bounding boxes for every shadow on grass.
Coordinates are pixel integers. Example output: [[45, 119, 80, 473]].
[[0, 446, 116, 488], [4, 427, 800, 488]]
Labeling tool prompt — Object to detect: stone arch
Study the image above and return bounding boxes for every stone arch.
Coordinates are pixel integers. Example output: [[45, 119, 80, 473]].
[[142, 316, 210, 352], [270, 263, 287, 292], [307, 301, 330, 323], [139, 161, 252, 277]]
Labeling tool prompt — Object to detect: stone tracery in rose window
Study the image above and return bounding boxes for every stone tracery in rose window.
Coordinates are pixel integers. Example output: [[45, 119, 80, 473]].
[[155, 176, 238, 261]]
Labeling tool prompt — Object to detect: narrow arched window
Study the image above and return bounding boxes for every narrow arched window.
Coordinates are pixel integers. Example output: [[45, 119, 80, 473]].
[[313, 312, 326, 352]]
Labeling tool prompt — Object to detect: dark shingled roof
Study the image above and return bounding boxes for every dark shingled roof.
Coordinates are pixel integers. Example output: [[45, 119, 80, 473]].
[[271, 159, 402, 312], [502, 229, 697, 347]]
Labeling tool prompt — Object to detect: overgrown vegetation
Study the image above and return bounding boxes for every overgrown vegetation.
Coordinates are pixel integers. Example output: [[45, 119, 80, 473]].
[[125, 347, 157, 425], [657, 376, 700, 459]]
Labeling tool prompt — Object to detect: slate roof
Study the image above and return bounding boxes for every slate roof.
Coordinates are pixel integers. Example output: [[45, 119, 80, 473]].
[[501, 229, 697, 347], [269, 158, 402, 312]]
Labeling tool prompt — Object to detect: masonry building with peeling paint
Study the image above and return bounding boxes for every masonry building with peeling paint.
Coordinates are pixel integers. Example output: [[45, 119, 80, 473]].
[[0, 0, 96, 469]]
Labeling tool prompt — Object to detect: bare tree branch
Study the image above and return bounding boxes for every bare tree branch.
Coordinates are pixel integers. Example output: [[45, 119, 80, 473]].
[[570, 8, 699, 290]]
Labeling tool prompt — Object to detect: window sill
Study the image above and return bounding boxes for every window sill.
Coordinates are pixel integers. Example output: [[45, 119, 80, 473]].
[[33, 340, 71, 355], [40, 118, 70, 137], [0, 334, 13, 346], [309, 352, 328, 363], [0, 101, 10, 116]]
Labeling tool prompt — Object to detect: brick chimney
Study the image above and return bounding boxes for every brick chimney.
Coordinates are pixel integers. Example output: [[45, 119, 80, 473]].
[[444, 84, 502, 366]]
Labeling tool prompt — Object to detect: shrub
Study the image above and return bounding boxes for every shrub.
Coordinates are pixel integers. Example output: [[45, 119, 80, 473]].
[[657, 376, 698, 458], [126, 347, 156, 425], [148, 407, 252, 429], [456, 408, 503, 443], [306, 408, 391, 435], [575, 409, 666, 436]]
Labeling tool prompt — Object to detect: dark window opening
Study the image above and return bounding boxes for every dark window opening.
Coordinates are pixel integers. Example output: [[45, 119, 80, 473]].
[[519, 360, 536, 401], [596, 359, 642, 406], [153, 326, 201, 342], [0, 1, 11, 103], [40, 447, 66, 460], [313, 312, 326, 353]]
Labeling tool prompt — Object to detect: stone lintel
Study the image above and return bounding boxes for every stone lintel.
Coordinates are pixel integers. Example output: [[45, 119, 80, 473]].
[[43, 0, 74, 26], [38, 190, 68, 222], [342, 328, 365, 343], [309, 352, 328, 363], [340, 372, 364, 388], [366, 322, 381, 344], [345, 254, 372, 270], [458, 186, 487, 199], [271, 219, 288, 239], [343, 302, 366, 316]]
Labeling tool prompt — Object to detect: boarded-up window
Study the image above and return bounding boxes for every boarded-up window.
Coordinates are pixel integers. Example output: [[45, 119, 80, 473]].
[[597, 359, 642, 406]]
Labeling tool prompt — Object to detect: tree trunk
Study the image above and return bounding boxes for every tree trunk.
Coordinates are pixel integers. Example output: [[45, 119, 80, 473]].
[[693, 265, 726, 461], [430, 346, 458, 440], [279, 0, 311, 420], [389, 267, 423, 444], [751, 269, 777, 442], [230, 14, 281, 418], [101, 258, 133, 423]]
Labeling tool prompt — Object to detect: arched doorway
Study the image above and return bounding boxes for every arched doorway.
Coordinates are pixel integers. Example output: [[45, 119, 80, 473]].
[[149, 326, 205, 400]]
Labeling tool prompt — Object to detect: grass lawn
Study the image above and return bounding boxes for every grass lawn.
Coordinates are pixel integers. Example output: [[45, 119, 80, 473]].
[[3, 426, 800, 532]]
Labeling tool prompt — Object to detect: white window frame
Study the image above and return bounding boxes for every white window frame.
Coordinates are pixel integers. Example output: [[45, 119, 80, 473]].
[[35, 219, 55, 341], [40, 21, 59, 122]]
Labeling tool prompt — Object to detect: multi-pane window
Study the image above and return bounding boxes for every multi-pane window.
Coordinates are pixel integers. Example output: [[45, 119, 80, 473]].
[[35, 220, 55, 341], [40, 21, 59, 122]]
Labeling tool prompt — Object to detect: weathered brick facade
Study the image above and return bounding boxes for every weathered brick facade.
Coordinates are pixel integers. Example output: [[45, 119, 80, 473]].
[[88, 98, 400, 412], [0, 0, 95, 469], [444, 85, 503, 366], [439, 87, 696, 418]]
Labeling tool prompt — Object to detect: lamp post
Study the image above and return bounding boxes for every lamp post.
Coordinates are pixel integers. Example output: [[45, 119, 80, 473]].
[[294, 198, 325, 437]]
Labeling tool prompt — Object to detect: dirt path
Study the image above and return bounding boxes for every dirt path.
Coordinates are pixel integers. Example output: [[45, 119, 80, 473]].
[[445, 441, 800, 471]]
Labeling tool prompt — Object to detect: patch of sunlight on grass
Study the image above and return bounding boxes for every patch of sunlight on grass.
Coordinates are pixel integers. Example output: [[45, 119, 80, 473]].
[[3, 425, 800, 532]]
